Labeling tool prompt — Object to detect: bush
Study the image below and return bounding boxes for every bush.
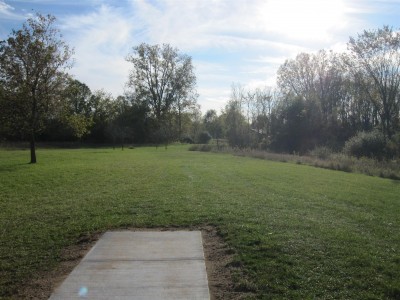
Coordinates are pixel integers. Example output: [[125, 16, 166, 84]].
[[309, 146, 332, 160], [180, 135, 194, 144], [343, 130, 386, 159], [188, 144, 212, 152], [197, 131, 212, 144], [386, 133, 400, 158]]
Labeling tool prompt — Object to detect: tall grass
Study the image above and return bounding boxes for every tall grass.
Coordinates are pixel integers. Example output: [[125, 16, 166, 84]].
[[189, 144, 400, 179]]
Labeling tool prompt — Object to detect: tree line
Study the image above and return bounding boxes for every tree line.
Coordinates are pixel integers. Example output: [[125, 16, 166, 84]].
[[0, 14, 200, 162], [1, 14, 399, 162], [214, 26, 400, 158]]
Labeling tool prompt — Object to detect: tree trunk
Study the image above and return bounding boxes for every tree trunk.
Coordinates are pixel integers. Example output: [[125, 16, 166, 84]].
[[30, 132, 37, 164], [178, 113, 182, 141]]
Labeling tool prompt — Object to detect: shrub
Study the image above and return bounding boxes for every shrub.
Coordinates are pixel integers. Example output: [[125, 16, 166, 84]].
[[180, 135, 194, 144], [309, 146, 332, 160], [197, 131, 212, 144], [343, 130, 386, 159], [386, 133, 400, 158], [188, 144, 213, 152], [200, 144, 212, 152]]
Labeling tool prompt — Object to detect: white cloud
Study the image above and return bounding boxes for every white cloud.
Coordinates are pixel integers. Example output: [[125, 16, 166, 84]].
[[246, 55, 289, 66], [117, 0, 360, 111], [259, 0, 348, 41], [0, 0, 25, 20], [125, 0, 354, 50], [197, 87, 231, 112], [60, 4, 135, 96], [2, 0, 395, 112], [0, 0, 13, 13]]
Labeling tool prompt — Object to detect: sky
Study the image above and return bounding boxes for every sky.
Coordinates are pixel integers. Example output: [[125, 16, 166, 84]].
[[1, 0, 400, 113]]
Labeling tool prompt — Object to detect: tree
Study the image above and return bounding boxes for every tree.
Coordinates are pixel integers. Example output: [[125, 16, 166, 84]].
[[203, 109, 221, 138], [87, 90, 116, 142], [223, 100, 247, 148], [61, 78, 93, 140], [127, 94, 151, 144], [63, 78, 92, 116], [255, 88, 275, 133], [188, 104, 203, 143], [276, 50, 355, 149], [270, 95, 312, 153], [0, 13, 73, 163], [0, 81, 14, 140], [203, 109, 223, 147], [126, 43, 197, 134], [347, 26, 400, 139], [277, 52, 317, 102], [252, 87, 275, 148], [174, 91, 197, 140], [106, 95, 135, 149]]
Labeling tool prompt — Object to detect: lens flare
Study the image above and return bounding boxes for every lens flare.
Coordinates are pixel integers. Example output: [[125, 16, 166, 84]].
[[78, 286, 88, 297]]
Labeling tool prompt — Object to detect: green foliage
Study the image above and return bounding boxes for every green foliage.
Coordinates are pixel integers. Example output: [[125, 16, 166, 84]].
[[180, 135, 194, 144], [64, 114, 93, 139], [197, 131, 212, 144], [1, 146, 399, 299], [270, 96, 310, 153], [59, 78, 93, 139], [386, 132, 400, 158], [343, 130, 386, 159], [203, 109, 223, 140], [0, 13, 73, 162], [221, 26, 400, 155], [223, 99, 247, 147]]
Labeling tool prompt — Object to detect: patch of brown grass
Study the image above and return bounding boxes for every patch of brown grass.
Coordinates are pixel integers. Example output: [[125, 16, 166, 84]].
[[190, 145, 400, 180]]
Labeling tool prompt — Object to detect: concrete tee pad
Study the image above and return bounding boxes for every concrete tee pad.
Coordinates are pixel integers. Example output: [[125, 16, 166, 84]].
[[49, 231, 210, 300]]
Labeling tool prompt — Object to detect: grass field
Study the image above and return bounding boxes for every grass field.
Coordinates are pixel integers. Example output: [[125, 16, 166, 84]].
[[0, 145, 399, 299]]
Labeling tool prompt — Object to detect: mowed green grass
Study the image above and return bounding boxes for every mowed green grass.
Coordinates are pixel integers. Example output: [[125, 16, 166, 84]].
[[0, 145, 399, 299]]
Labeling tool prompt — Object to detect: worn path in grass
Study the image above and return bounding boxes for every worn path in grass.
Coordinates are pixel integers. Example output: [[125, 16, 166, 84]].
[[49, 231, 210, 300], [1, 145, 399, 299]]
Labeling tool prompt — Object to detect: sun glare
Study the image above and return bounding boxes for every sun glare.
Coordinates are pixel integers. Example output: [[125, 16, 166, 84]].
[[261, 0, 346, 41]]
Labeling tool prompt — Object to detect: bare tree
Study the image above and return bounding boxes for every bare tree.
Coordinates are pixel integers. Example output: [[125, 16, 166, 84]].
[[347, 26, 400, 138], [222, 84, 248, 147], [174, 91, 197, 140], [126, 43, 197, 129], [254, 87, 275, 138], [277, 52, 317, 102]]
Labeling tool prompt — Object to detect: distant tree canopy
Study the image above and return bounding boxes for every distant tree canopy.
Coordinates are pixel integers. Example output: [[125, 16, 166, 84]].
[[0, 23, 200, 152], [220, 26, 400, 158], [347, 26, 400, 139]]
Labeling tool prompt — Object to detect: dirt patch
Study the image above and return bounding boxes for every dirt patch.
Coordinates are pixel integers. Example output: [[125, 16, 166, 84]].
[[201, 225, 248, 300], [15, 225, 248, 299], [14, 232, 102, 300]]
